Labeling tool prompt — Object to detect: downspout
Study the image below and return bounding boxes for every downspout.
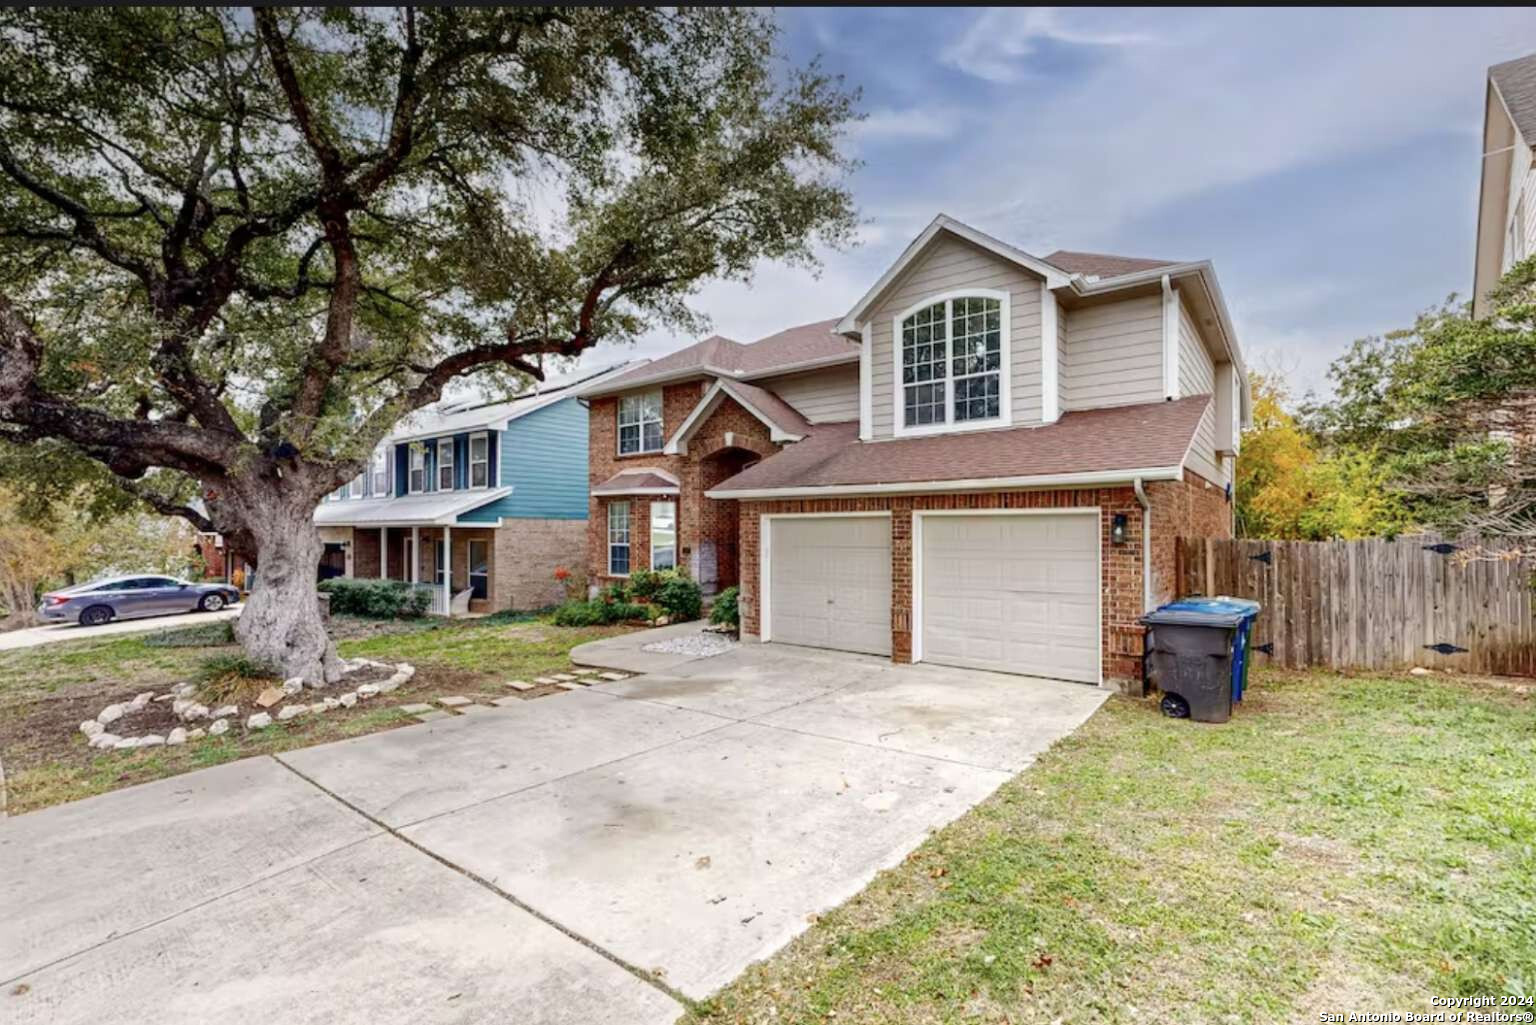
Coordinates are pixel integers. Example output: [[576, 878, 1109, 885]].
[[1133, 477, 1152, 612]]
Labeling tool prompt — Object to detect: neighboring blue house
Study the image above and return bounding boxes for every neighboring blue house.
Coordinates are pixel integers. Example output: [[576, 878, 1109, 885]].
[[314, 363, 632, 614]]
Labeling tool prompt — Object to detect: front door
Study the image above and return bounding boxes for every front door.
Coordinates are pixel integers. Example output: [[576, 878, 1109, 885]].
[[468, 540, 489, 600]]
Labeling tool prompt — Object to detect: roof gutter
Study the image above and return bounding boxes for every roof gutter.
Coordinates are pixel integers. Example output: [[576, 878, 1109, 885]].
[[706, 465, 1183, 501], [1133, 476, 1152, 612]]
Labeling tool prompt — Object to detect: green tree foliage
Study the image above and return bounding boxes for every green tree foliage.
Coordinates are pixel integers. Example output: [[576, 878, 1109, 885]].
[[0, 8, 859, 679]]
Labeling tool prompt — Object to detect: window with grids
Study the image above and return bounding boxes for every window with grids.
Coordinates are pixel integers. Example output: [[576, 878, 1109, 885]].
[[617, 391, 663, 454], [607, 502, 631, 575], [371, 446, 389, 496], [408, 445, 426, 493], [469, 432, 489, 487], [437, 438, 454, 490], [901, 295, 1003, 428]]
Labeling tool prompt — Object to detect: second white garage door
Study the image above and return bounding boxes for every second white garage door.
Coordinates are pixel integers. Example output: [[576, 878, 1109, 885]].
[[766, 516, 891, 656], [919, 512, 1100, 683]]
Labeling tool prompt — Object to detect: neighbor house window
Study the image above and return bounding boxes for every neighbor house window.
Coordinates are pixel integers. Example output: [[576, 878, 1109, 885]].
[[900, 294, 1003, 429], [469, 432, 489, 488], [437, 438, 454, 491], [650, 501, 676, 571], [408, 445, 426, 493], [371, 446, 389, 496], [607, 501, 631, 575], [617, 391, 663, 454]]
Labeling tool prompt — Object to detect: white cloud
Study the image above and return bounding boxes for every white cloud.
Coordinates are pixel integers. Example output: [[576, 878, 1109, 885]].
[[850, 106, 963, 144], [940, 7, 1157, 84]]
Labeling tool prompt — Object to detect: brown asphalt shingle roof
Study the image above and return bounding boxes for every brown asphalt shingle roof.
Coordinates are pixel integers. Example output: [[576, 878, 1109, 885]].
[[718, 380, 811, 438], [709, 395, 1211, 494], [1042, 250, 1181, 279], [591, 469, 680, 495], [590, 319, 855, 394], [1492, 53, 1536, 145]]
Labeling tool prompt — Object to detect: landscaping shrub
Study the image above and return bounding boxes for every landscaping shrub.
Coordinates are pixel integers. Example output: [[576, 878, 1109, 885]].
[[552, 598, 649, 627], [626, 569, 664, 600], [600, 582, 629, 604], [656, 574, 702, 622], [195, 652, 278, 684], [710, 586, 740, 628], [318, 577, 431, 619]]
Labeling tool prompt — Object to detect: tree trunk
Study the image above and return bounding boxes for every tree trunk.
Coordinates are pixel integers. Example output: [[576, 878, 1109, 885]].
[[232, 487, 341, 685]]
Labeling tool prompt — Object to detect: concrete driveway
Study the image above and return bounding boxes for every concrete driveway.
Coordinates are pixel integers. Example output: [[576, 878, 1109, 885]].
[[1, 636, 1107, 1024], [0, 605, 242, 651]]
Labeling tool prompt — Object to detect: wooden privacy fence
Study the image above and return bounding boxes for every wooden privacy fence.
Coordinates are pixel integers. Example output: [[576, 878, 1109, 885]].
[[1177, 536, 1536, 677]]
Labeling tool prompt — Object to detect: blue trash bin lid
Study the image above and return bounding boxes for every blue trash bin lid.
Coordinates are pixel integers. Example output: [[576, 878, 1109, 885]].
[[1140, 596, 1260, 628]]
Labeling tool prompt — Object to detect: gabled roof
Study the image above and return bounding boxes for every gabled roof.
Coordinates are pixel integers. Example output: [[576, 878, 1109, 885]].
[[386, 362, 635, 443], [1042, 249, 1181, 279], [313, 487, 513, 527], [664, 379, 811, 454], [835, 214, 1073, 334], [583, 319, 856, 396], [591, 468, 680, 497], [1491, 52, 1536, 144], [706, 395, 1211, 498]]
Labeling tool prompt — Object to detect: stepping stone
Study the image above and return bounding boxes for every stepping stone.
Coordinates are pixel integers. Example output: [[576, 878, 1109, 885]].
[[437, 696, 472, 708], [412, 710, 452, 723], [533, 676, 559, 685], [599, 672, 629, 682], [398, 703, 434, 715], [557, 682, 584, 691], [503, 680, 534, 691], [458, 704, 494, 715], [552, 673, 578, 682], [490, 696, 524, 707], [574, 668, 600, 676]]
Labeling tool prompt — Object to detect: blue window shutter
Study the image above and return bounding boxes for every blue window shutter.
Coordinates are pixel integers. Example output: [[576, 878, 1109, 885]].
[[394, 445, 408, 496], [486, 432, 498, 487], [455, 433, 469, 489]]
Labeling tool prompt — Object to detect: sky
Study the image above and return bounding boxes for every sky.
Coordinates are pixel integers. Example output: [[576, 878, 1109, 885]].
[[578, 6, 1536, 401]]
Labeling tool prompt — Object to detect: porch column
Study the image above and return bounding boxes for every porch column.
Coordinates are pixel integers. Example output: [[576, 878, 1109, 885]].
[[410, 526, 419, 585], [380, 527, 389, 580], [443, 524, 453, 613]]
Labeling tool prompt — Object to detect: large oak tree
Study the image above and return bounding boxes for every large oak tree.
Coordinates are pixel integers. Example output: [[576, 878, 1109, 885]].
[[0, 7, 857, 681]]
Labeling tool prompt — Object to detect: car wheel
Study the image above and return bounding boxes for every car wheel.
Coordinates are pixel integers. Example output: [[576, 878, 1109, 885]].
[[198, 593, 226, 613], [79, 605, 114, 628]]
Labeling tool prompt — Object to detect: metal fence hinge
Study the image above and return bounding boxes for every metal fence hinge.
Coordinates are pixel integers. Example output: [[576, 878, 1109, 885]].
[[1422, 642, 1468, 656], [1248, 550, 1272, 564], [1421, 542, 1459, 556]]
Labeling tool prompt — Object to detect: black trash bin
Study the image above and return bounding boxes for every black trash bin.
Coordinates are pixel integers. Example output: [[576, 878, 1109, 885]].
[[1140, 597, 1261, 723]]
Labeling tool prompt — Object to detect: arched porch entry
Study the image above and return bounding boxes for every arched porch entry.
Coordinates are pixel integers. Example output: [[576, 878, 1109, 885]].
[[694, 443, 762, 593]]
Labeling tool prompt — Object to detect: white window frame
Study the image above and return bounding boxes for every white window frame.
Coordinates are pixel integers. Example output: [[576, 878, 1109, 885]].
[[617, 390, 664, 455], [891, 288, 1011, 438], [347, 473, 363, 499], [649, 501, 677, 571], [468, 431, 489, 489], [607, 501, 631, 577], [371, 446, 390, 497], [408, 445, 426, 494], [437, 438, 455, 491]]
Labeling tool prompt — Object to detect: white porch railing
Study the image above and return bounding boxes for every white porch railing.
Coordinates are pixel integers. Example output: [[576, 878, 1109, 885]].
[[408, 581, 449, 616]]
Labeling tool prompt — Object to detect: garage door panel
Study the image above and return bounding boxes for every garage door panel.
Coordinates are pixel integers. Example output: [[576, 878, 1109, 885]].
[[921, 513, 1100, 683], [768, 517, 891, 656]]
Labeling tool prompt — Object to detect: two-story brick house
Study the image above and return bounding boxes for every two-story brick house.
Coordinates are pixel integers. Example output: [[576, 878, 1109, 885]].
[[583, 215, 1249, 686], [314, 363, 632, 615]]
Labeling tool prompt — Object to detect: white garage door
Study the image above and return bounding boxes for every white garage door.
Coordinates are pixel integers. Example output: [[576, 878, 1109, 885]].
[[767, 516, 891, 656], [920, 513, 1099, 683]]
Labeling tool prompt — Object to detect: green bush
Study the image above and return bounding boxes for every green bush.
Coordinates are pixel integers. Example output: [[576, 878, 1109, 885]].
[[626, 569, 664, 600], [318, 577, 431, 619], [195, 652, 278, 684], [710, 586, 740, 628], [600, 582, 629, 604], [552, 598, 650, 627], [656, 574, 702, 622]]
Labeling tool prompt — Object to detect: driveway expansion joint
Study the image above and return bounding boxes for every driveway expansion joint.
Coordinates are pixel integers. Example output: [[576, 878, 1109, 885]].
[[270, 752, 697, 1012]]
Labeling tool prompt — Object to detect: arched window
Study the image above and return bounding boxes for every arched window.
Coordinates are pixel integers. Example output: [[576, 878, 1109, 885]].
[[900, 294, 1004, 429]]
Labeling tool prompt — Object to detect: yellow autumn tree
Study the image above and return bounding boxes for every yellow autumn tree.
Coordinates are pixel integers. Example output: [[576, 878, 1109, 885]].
[[1235, 374, 1407, 539]]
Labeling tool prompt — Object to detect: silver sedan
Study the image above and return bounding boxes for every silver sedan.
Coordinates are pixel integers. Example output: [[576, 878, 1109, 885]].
[[38, 575, 242, 627]]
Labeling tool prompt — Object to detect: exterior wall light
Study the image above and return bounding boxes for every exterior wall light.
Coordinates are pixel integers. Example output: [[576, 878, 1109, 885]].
[[1111, 513, 1128, 545]]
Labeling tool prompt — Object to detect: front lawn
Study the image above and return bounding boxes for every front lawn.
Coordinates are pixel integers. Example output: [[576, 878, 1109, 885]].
[[688, 670, 1536, 1025], [0, 613, 631, 815]]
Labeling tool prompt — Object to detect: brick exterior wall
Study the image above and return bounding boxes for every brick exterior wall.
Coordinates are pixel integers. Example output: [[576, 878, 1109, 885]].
[[587, 380, 778, 592], [494, 518, 586, 611], [737, 478, 1234, 685]]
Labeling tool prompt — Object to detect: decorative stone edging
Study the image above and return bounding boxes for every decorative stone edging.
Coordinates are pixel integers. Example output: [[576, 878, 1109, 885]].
[[78, 659, 416, 752]]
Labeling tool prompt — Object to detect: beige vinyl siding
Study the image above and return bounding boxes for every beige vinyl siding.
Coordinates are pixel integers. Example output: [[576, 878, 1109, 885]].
[[1177, 293, 1224, 486], [759, 363, 860, 423], [1055, 298, 1069, 412], [866, 235, 1043, 439], [1060, 295, 1163, 410]]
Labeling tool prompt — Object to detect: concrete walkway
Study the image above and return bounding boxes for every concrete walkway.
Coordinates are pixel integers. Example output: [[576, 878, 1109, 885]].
[[1, 641, 1107, 1024], [0, 606, 242, 652]]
